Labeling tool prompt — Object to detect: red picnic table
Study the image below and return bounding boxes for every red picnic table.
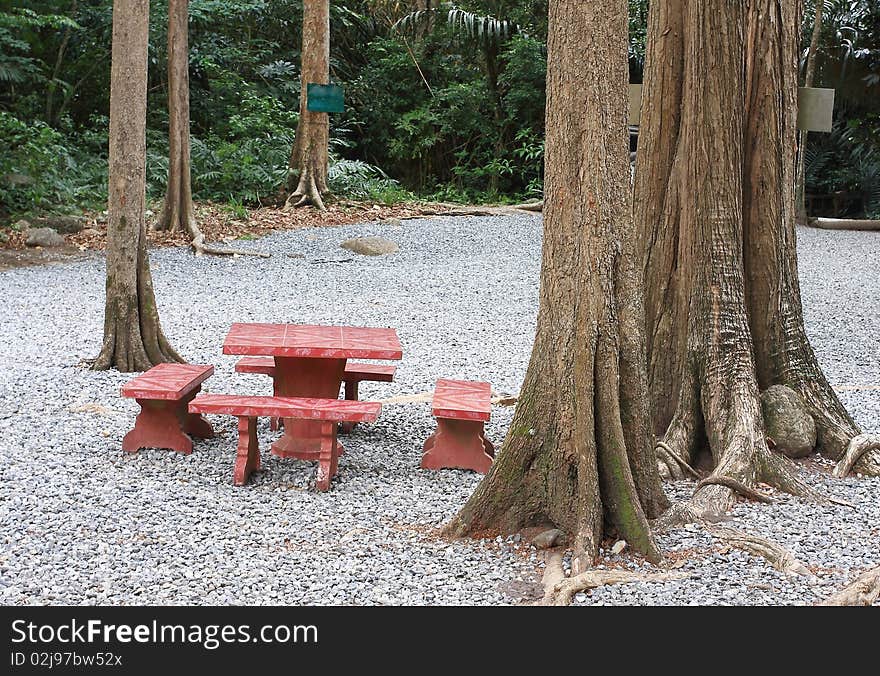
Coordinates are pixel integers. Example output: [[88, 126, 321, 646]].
[[222, 322, 402, 461]]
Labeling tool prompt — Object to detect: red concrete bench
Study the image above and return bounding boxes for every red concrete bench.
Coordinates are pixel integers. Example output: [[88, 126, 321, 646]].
[[188, 394, 381, 490], [235, 357, 396, 433], [421, 379, 494, 473], [121, 363, 215, 454]]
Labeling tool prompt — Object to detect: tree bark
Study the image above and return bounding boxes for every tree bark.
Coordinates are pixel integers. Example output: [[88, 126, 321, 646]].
[[446, 0, 667, 568], [636, 0, 879, 519], [93, 0, 182, 373], [794, 0, 823, 223], [156, 0, 196, 233], [284, 0, 330, 210]]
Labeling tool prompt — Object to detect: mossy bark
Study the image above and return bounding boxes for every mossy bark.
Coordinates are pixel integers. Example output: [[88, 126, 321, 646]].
[[446, 0, 666, 567]]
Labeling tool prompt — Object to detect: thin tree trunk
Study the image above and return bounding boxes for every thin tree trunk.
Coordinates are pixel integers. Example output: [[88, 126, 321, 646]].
[[795, 0, 823, 223], [284, 0, 330, 210], [156, 0, 195, 233], [447, 0, 666, 569], [46, 0, 76, 125], [93, 0, 182, 373]]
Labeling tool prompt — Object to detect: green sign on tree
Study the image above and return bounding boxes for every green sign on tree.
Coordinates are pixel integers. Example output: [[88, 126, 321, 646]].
[[306, 83, 344, 113]]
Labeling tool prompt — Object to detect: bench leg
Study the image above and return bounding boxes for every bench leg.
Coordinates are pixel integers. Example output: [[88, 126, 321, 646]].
[[182, 387, 214, 439], [234, 416, 260, 486], [270, 381, 281, 431], [315, 421, 339, 491], [421, 418, 493, 473], [340, 380, 359, 435], [122, 398, 193, 454]]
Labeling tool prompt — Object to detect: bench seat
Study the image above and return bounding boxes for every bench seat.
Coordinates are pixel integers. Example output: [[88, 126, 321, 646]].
[[235, 356, 396, 383], [189, 394, 381, 490], [422, 379, 494, 473], [120, 363, 215, 454], [234, 357, 396, 433]]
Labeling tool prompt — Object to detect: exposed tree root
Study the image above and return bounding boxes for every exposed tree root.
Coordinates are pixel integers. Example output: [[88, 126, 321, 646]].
[[284, 169, 326, 211], [833, 433, 880, 478], [818, 565, 880, 606], [695, 476, 774, 503], [536, 551, 688, 606], [703, 524, 814, 578], [404, 202, 544, 219], [656, 440, 700, 479]]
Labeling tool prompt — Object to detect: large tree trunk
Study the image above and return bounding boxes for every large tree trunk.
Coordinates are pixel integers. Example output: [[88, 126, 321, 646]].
[[794, 0, 823, 223], [636, 0, 879, 521], [284, 0, 330, 210], [94, 0, 182, 372], [446, 0, 668, 570], [156, 0, 196, 233]]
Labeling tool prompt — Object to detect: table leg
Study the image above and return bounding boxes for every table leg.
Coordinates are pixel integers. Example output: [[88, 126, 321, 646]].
[[271, 357, 346, 459], [123, 398, 193, 454], [340, 380, 359, 435], [234, 416, 260, 486], [421, 418, 493, 473]]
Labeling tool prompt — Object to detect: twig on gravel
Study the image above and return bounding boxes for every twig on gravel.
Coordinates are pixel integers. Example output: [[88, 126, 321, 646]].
[[190, 229, 271, 258], [702, 524, 814, 578], [818, 565, 880, 605], [536, 551, 688, 606]]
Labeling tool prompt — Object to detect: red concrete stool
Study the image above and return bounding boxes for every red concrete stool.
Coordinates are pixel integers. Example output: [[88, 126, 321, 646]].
[[421, 379, 494, 473], [188, 394, 382, 490], [235, 357, 396, 434], [121, 363, 215, 454]]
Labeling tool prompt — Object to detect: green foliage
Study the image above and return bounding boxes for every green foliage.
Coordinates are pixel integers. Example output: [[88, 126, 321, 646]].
[[0, 111, 103, 219], [1, 0, 876, 221], [805, 114, 880, 218], [328, 158, 412, 203]]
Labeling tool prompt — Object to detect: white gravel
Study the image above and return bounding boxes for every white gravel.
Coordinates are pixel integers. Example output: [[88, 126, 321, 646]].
[[0, 215, 877, 606]]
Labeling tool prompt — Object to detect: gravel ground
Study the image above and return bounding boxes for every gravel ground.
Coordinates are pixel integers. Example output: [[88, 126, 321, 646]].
[[0, 215, 877, 606]]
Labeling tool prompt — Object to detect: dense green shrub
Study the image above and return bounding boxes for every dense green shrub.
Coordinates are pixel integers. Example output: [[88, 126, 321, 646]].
[[1, 1, 877, 220]]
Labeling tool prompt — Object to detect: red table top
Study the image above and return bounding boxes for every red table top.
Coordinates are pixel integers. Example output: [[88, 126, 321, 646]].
[[432, 378, 492, 421], [121, 363, 214, 400], [222, 323, 403, 360]]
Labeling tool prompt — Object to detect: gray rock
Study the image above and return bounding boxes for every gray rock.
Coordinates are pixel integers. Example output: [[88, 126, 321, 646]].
[[531, 528, 563, 549], [25, 227, 65, 248], [31, 216, 85, 234], [761, 384, 816, 458], [340, 236, 399, 256], [12, 219, 30, 232], [3, 173, 34, 187]]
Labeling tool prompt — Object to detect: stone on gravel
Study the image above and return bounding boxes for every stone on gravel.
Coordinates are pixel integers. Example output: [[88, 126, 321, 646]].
[[340, 236, 399, 256], [761, 384, 816, 458], [12, 219, 30, 232], [531, 528, 563, 549], [31, 216, 85, 234], [25, 227, 65, 248]]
